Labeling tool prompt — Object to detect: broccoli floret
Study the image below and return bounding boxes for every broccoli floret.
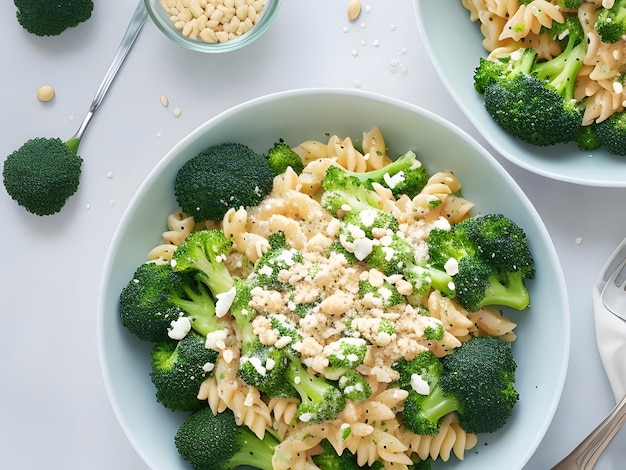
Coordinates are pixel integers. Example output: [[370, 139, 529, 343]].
[[359, 278, 404, 310], [175, 407, 280, 470], [320, 164, 387, 217], [396, 337, 519, 436], [328, 241, 359, 266], [267, 139, 304, 175], [252, 231, 303, 291], [311, 439, 361, 470], [338, 369, 373, 402], [332, 151, 430, 199], [14, 0, 93, 36], [422, 316, 445, 341], [473, 47, 537, 95], [477, 15, 587, 146], [119, 261, 226, 342], [285, 351, 346, 423], [174, 142, 275, 222], [150, 330, 218, 411], [2, 137, 82, 216], [595, 109, 626, 156], [595, 0, 626, 43], [323, 337, 368, 380], [576, 123, 601, 151], [171, 229, 235, 297], [366, 232, 454, 297], [427, 214, 535, 312], [340, 209, 399, 242]]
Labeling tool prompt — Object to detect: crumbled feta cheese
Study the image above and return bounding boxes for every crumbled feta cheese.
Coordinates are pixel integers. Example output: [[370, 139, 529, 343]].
[[410, 373, 431, 395], [444, 257, 459, 276], [432, 216, 452, 231], [258, 265, 274, 277], [359, 209, 377, 227], [205, 329, 228, 350], [215, 286, 237, 317], [168, 316, 191, 340], [383, 170, 405, 189], [352, 237, 376, 260]]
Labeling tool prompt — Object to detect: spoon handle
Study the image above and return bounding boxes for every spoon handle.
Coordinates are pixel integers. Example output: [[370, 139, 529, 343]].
[[71, 1, 148, 143], [551, 394, 626, 469]]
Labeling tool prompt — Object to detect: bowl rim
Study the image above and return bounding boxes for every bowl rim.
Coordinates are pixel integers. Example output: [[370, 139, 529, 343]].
[[144, 0, 282, 53], [97, 87, 571, 470]]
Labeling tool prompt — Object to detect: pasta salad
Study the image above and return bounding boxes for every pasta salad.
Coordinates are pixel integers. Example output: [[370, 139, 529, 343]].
[[462, 0, 626, 154], [120, 127, 533, 469]]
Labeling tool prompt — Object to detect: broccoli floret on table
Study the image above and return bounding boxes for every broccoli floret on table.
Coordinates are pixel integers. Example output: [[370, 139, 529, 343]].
[[175, 407, 279, 470], [14, 0, 93, 36], [150, 330, 218, 411], [2, 137, 83, 216], [267, 139, 304, 175], [475, 15, 587, 147], [426, 213, 535, 312], [394, 337, 519, 436], [174, 142, 275, 222], [118, 261, 226, 343], [595, 0, 626, 44]]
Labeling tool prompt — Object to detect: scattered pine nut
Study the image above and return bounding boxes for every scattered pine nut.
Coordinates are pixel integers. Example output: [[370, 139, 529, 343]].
[[160, 95, 169, 107], [36, 85, 55, 102], [173, 106, 182, 117], [347, 0, 361, 22]]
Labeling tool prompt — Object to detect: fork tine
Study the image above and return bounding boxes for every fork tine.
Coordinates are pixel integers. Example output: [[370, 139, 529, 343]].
[[602, 239, 626, 284], [602, 254, 626, 321]]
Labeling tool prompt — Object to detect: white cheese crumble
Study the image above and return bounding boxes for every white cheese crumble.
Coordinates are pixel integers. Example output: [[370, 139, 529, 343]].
[[383, 170, 405, 189], [215, 286, 237, 317], [444, 257, 459, 276], [410, 373, 431, 395], [205, 328, 228, 350], [168, 316, 191, 340]]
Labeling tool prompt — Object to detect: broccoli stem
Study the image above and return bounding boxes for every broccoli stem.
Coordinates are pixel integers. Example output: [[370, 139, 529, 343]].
[[174, 283, 224, 336], [420, 385, 460, 425], [225, 427, 279, 470], [482, 271, 531, 311], [287, 357, 329, 405], [64, 138, 80, 154], [533, 29, 587, 101]]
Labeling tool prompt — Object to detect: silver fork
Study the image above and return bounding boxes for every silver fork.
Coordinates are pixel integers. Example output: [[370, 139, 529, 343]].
[[551, 240, 626, 469]]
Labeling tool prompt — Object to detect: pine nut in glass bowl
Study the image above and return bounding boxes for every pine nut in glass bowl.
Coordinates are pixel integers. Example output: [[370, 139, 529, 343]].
[[144, 0, 281, 53]]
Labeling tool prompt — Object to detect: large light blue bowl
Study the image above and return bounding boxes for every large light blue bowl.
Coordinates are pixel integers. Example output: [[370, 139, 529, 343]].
[[98, 88, 570, 470]]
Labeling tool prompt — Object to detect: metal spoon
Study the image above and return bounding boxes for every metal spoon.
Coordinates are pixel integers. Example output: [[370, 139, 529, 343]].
[[66, 1, 148, 152]]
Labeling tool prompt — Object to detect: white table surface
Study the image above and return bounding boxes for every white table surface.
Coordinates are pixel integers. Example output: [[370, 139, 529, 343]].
[[1, 1, 626, 469]]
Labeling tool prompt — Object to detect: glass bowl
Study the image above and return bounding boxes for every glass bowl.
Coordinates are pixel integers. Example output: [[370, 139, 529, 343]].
[[144, 0, 281, 53]]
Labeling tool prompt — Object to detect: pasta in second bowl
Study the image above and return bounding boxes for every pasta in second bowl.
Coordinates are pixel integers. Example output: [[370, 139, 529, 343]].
[[414, 0, 626, 187], [98, 88, 569, 470]]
